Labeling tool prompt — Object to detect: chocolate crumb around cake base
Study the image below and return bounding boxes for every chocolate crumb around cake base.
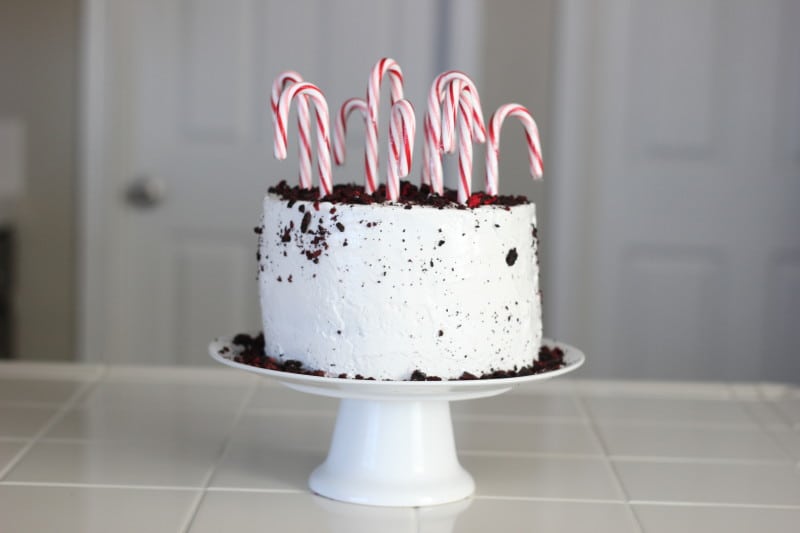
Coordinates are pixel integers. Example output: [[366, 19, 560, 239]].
[[227, 332, 564, 380]]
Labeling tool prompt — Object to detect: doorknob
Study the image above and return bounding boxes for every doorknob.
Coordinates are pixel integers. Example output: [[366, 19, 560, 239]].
[[125, 175, 165, 208]]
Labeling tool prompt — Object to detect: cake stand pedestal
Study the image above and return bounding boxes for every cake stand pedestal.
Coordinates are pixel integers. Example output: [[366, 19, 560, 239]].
[[209, 337, 584, 507]]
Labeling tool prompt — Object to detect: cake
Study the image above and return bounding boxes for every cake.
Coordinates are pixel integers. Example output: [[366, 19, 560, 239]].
[[257, 183, 542, 381], [256, 59, 546, 381]]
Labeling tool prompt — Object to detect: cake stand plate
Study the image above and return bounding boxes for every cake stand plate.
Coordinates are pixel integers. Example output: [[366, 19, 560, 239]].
[[209, 336, 584, 507]]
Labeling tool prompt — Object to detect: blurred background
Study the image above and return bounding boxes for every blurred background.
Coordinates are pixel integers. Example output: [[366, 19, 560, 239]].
[[0, 0, 797, 383]]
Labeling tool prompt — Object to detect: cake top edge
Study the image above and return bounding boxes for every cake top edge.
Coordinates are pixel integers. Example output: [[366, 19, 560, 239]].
[[267, 180, 531, 209]]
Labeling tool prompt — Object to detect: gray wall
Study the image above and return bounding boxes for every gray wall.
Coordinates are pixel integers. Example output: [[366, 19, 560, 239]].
[[481, 0, 556, 321], [0, 0, 79, 360]]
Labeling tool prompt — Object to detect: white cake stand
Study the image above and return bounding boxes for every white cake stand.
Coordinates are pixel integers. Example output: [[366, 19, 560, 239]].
[[209, 336, 584, 507]]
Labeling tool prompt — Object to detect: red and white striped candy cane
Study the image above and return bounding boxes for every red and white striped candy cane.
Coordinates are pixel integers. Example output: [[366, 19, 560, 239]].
[[455, 96, 477, 204], [276, 82, 333, 196], [271, 72, 312, 188], [387, 99, 416, 202], [440, 76, 486, 153], [365, 58, 404, 194], [333, 97, 368, 165], [423, 71, 486, 193], [485, 103, 543, 196]]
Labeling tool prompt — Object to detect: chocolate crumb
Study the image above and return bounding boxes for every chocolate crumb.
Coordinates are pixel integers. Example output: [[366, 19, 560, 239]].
[[506, 248, 518, 266], [300, 212, 312, 233], [227, 333, 565, 381], [268, 180, 529, 208], [253, 226, 263, 234], [336, 222, 345, 232], [410, 370, 427, 381], [438, 240, 445, 247], [438, 330, 444, 337]]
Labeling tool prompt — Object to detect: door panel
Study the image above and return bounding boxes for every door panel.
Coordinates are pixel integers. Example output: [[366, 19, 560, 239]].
[[87, 0, 474, 364], [551, 0, 800, 381]]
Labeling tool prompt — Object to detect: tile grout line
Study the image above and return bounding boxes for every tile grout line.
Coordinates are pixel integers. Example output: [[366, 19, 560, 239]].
[[0, 366, 109, 481], [628, 499, 800, 511], [178, 379, 260, 533], [575, 393, 646, 533], [0, 480, 200, 491], [472, 494, 634, 504], [607, 455, 796, 467]]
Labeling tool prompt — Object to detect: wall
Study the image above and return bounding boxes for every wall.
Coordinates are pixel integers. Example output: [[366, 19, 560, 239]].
[[0, 0, 79, 360], [481, 0, 556, 317]]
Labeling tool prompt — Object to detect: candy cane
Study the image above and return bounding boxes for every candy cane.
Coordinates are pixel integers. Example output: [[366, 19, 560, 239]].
[[276, 82, 333, 196], [365, 58, 404, 194], [455, 96, 477, 204], [423, 71, 485, 193], [271, 72, 312, 188], [387, 99, 416, 202], [333, 97, 368, 166], [440, 77, 486, 153], [485, 103, 543, 196]]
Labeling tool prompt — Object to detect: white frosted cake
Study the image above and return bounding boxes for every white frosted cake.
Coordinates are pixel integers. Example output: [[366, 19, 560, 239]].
[[257, 182, 542, 380], [253, 59, 550, 380]]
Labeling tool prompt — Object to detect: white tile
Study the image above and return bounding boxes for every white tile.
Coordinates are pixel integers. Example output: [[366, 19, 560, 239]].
[[633, 504, 800, 533], [0, 485, 198, 533], [190, 491, 416, 533], [769, 430, 800, 460], [0, 362, 103, 381], [740, 400, 793, 428], [0, 377, 84, 405], [614, 460, 800, 506], [5, 438, 224, 487], [230, 412, 335, 450], [575, 380, 731, 399], [80, 380, 250, 412], [419, 498, 640, 533], [0, 440, 25, 472], [209, 413, 334, 490], [102, 365, 253, 384], [451, 392, 584, 421], [461, 454, 625, 501], [582, 396, 756, 427], [44, 406, 237, 443], [0, 405, 57, 437], [247, 383, 339, 414], [454, 419, 603, 456], [771, 398, 800, 427], [596, 424, 792, 462]]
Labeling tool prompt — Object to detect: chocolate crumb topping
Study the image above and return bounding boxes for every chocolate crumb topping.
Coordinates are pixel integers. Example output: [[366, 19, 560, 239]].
[[300, 212, 312, 233], [268, 180, 530, 208], [506, 248, 518, 266], [228, 332, 565, 381]]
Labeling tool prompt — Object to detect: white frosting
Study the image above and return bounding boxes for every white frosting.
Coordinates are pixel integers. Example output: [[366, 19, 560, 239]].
[[258, 194, 542, 380]]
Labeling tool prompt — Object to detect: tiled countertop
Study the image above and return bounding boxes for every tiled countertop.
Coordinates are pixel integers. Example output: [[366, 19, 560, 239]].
[[0, 362, 798, 532]]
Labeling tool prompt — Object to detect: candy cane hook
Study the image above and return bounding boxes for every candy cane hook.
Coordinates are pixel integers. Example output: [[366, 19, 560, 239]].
[[271, 71, 312, 188], [276, 82, 333, 196], [485, 103, 543, 196]]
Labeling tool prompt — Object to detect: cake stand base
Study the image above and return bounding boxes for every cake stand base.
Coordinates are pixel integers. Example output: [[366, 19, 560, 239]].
[[209, 336, 584, 507], [309, 398, 473, 506]]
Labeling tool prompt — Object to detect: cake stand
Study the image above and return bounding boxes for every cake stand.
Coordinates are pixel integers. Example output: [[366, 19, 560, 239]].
[[209, 336, 584, 507]]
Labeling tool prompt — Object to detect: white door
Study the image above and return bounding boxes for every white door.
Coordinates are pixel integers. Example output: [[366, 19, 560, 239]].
[[549, 0, 800, 381], [80, 0, 482, 364]]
